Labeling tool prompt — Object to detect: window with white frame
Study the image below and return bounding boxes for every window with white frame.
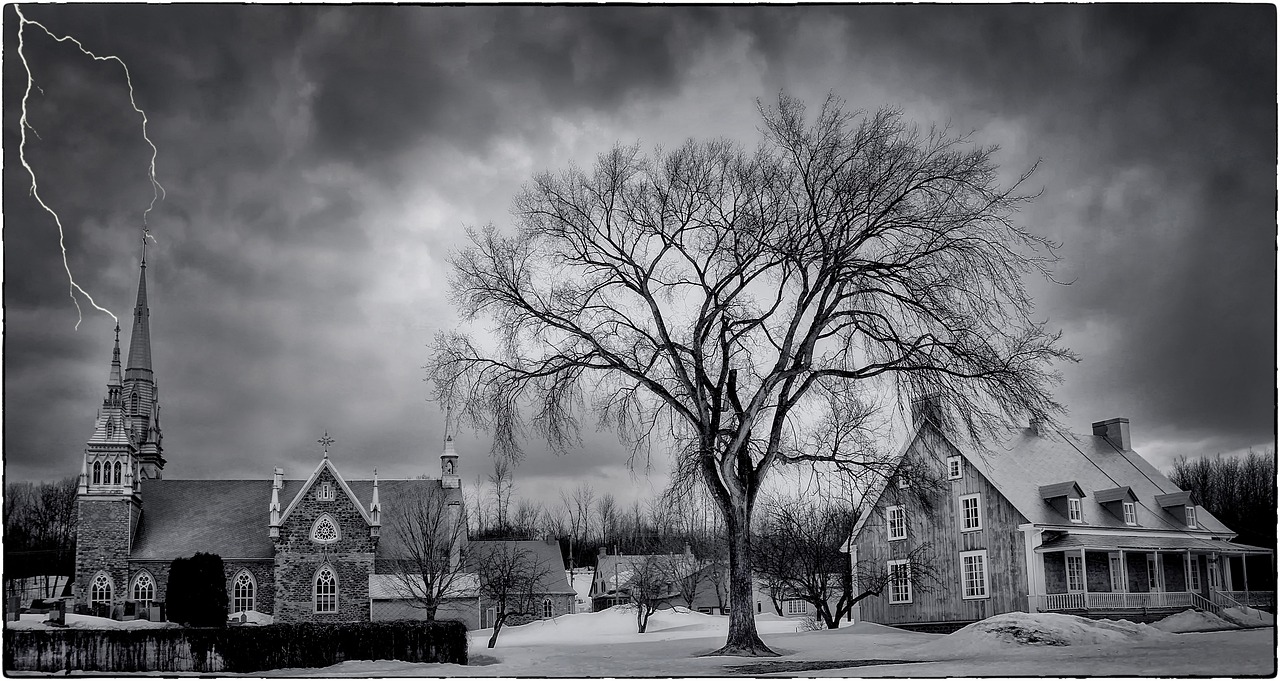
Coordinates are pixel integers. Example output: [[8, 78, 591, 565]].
[[960, 550, 989, 599], [1208, 561, 1221, 590], [1185, 506, 1197, 528], [1066, 554, 1084, 592], [131, 572, 155, 610], [233, 570, 256, 613], [542, 598, 553, 618], [960, 494, 983, 531], [897, 475, 909, 489], [1123, 502, 1137, 526], [90, 572, 113, 607], [947, 456, 962, 480], [317, 481, 335, 501], [786, 599, 807, 615], [1068, 498, 1083, 523], [886, 506, 906, 541], [1147, 554, 1163, 592], [888, 560, 912, 604], [314, 566, 338, 613], [311, 514, 340, 543], [1187, 557, 1201, 592]]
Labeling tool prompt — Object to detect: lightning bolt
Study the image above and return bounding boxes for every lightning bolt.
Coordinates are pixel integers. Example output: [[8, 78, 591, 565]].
[[14, 5, 165, 328]]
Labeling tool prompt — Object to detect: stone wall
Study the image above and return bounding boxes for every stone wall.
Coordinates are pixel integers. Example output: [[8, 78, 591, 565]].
[[272, 466, 376, 623], [1126, 553, 1150, 592], [75, 497, 138, 611], [1085, 552, 1112, 592], [1043, 553, 1066, 594], [224, 561, 275, 615]]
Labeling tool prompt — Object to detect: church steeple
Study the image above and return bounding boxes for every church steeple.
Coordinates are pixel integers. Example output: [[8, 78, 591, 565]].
[[122, 237, 165, 479]]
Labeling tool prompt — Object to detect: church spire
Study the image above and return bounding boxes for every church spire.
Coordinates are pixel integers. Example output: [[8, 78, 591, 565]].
[[123, 235, 164, 479], [125, 238, 152, 380], [105, 323, 123, 406]]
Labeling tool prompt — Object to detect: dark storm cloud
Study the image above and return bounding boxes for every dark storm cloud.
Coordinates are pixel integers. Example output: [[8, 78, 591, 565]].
[[3, 6, 1273, 497]]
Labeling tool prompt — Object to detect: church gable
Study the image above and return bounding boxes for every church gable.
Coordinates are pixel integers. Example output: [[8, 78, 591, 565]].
[[275, 464, 376, 552]]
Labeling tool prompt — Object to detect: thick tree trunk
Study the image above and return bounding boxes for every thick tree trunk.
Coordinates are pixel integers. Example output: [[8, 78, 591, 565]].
[[708, 504, 777, 656]]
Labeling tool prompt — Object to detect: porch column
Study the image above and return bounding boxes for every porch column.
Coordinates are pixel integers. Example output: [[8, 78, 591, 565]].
[[1223, 556, 1234, 591], [1119, 549, 1128, 603], [1080, 548, 1089, 608], [1242, 554, 1250, 604], [1019, 524, 1045, 612]]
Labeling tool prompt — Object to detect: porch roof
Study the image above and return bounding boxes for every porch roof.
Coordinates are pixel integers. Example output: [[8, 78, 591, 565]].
[[1036, 533, 1272, 554]]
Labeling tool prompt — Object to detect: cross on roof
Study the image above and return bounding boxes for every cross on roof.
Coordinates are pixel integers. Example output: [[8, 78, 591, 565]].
[[318, 431, 335, 458]]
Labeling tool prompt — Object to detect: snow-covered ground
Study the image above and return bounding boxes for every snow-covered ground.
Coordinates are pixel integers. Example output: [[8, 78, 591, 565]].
[[261, 607, 1273, 677], [10, 606, 1271, 676], [6, 613, 176, 630]]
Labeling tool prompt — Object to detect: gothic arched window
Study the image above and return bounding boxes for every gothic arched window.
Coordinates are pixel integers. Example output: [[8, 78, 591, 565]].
[[90, 572, 113, 607], [311, 514, 340, 544], [314, 566, 337, 613], [92, 461, 101, 485], [132, 572, 155, 610], [113, 461, 122, 485], [542, 598, 553, 618], [232, 570, 256, 613]]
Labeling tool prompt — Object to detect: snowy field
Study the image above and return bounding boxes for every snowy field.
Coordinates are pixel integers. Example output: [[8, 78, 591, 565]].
[[9, 607, 1273, 676], [268, 607, 1275, 677]]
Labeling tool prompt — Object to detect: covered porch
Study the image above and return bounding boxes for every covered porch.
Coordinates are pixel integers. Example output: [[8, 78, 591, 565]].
[[1029, 534, 1274, 619]]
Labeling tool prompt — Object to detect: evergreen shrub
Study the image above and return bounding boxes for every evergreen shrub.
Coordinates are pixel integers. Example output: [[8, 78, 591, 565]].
[[166, 553, 228, 627]]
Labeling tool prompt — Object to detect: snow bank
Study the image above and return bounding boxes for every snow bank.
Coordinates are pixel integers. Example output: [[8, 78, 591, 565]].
[[6, 613, 177, 630], [1221, 606, 1275, 627], [926, 612, 1169, 656], [1151, 609, 1237, 633]]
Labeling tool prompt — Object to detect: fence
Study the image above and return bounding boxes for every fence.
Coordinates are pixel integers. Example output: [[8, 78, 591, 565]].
[[4, 620, 467, 673]]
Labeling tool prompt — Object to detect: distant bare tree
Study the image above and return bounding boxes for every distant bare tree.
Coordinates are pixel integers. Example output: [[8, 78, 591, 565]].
[[488, 459, 516, 533], [1170, 448, 1276, 548], [597, 493, 619, 547], [561, 483, 595, 569], [429, 93, 1071, 655], [755, 496, 859, 628], [4, 477, 77, 585], [474, 542, 545, 648], [383, 488, 469, 621], [510, 498, 544, 539], [622, 553, 676, 633]]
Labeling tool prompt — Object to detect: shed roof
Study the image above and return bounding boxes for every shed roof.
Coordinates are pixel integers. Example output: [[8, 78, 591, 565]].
[[1036, 533, 1270, 554]]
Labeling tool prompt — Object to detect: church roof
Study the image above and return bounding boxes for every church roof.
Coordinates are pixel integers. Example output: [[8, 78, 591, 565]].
[[129, 477, 460, 561]]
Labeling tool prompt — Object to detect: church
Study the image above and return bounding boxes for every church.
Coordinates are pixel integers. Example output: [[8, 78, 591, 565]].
[[73, 251, 573, 626]]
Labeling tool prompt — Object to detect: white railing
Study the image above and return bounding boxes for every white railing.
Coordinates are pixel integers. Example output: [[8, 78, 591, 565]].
[[1190, 592, 1222, 617], [1221, 591, 1275, 609], [1039, 591, 1196, 612]]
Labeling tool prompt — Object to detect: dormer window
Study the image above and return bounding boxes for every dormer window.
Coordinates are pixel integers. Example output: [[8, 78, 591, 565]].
[[947, 456, 962, 480], [1185, 506, 1197, 528], [1068, 498, 1083, 523], [317, 482, 334, 501], [1123, 502, 1137, 526]]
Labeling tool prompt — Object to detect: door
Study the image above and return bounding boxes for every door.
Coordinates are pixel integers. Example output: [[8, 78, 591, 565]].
[[1109, 555, 1124, 592]]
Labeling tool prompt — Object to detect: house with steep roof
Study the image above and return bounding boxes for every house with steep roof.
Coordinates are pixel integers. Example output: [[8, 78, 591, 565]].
[[847, 404, 1273, 631], [589, 547, 704, 612], [72, 251, 571, 628]]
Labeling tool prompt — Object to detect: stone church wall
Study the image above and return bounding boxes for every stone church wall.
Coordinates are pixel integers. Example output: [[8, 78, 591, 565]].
[[75, 498, 136, 611], [272, 466, 376, 623]]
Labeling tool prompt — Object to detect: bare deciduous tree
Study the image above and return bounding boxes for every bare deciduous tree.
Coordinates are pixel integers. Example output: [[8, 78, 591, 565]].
[[384, 487, 469, 621], [755, 496, 858, 629], [474, 542, 546, 648], [429, 93, 1072, 655], [561, 482, 595, 569]]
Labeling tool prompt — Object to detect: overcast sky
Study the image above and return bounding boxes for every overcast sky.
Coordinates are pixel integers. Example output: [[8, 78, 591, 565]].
[[3, 6, 1274, 509]]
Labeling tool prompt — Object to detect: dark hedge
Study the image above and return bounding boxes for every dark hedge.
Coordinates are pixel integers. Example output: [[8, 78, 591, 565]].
[[4, 619, 468, 673]]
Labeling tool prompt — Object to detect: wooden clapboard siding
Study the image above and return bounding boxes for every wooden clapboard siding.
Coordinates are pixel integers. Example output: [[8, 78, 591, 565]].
[[854, 426, 1030, 625]]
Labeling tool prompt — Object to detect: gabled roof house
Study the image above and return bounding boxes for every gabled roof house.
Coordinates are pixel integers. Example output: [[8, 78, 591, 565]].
[[848, 410, 1272, 631]]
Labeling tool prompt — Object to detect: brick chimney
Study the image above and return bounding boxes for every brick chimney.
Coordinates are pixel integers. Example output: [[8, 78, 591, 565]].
[[598, 546, 607, 559], [1092, 418, 1131, 451]]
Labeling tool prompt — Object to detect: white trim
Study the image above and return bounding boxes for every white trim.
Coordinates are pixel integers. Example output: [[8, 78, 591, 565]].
[[1027, 526, 1231, 539], [130, 570, 156, 609], [947, 456, 963, 480], [1123, 502, 1137, 526], [886, 506, 907, 541], [1067, 498, 1083, 523], [960, 550, 989, 599], [959, 493, 983, 532], [887, 560, 912, 604], [786, 598, 808, 615], [89, 571, 114, 606], [311, 513, 342, 543], [277, 458, 377, 528], [1185, 506, 1197, 529]]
